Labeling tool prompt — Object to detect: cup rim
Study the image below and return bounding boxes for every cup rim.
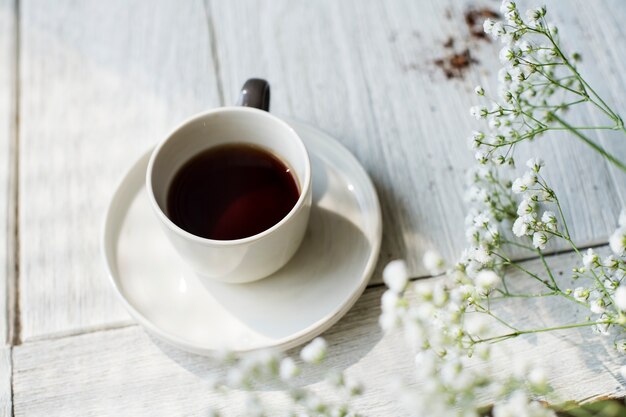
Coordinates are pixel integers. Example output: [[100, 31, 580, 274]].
[[146, 106, 312, 246]]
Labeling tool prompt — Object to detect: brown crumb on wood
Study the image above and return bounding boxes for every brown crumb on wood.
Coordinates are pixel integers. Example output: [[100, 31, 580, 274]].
[[434, 49, 477, 79], [464, 8, 499, 40]]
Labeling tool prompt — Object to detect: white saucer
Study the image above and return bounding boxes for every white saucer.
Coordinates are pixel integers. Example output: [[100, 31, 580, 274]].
[[102, 118, 382, 355]]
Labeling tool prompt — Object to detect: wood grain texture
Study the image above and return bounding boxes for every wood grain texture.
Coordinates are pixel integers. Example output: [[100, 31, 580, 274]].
[[0, 0, 16, 346], [15, 0, 626, 377], [0, 347, 10, 417], [207, 0, 626, 283], [11, 249, 625, 416], [549, 0, 626, 204], [18, 0, 221, 341]]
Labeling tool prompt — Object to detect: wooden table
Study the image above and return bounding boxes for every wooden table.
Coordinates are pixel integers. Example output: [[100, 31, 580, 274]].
[[1, 0, 625, 415]]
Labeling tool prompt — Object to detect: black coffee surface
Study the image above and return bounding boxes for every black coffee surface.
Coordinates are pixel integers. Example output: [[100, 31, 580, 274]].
[[166, 144, 300, 240]]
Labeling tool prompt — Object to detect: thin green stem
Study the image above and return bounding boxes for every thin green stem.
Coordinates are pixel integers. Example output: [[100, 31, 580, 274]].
[[545, 27, 620, 122], [492, 252, 556, 291], [537, 249, 559, 290], [546, 125, 620, 131], [474, 303, 520, 332], [474, 320, 610, 344], [551, 113, 626, 173], [490, 290, 558, 300], [501, 239, 534, 251]]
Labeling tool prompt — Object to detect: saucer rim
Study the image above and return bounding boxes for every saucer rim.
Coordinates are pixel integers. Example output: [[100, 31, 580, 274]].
[[101, 118, 382, 355]]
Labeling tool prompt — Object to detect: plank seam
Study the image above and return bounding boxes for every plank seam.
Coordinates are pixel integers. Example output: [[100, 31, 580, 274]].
[[9, 0, 20, 352], [20, 322, 136, 346]]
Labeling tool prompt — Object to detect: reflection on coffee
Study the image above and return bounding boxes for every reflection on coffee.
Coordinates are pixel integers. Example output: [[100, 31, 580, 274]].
[[166, 143, 300, 240]]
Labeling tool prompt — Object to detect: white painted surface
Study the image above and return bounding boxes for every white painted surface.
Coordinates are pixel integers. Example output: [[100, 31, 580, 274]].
[[11, 251, 626, 416], [18, 0, 221, 341], [0, 0, 16, 346], [3, 0, 626, 415]]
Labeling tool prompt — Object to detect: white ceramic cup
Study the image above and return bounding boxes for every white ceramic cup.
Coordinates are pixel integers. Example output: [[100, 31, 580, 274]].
[[146, 79, 312, 284]]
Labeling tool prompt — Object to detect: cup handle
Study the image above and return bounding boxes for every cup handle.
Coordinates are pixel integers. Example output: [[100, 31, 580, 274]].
[[237, 78, 270, 111]]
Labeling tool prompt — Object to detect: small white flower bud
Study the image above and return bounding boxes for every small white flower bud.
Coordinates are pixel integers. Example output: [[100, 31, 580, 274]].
[[532, 231, 548, 250], [526, 157, 544, 172], [475, 270, 500, 293], [573, 287, 590, 302], [300, 337, 327, 364], [615, 286, 626, 311], [474, 85, 485, 96], [279, 357, 299, 381], [423, 250, 445, 275]]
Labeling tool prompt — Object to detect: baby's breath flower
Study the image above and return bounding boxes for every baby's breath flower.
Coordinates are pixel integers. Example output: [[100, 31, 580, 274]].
[[500, 1, 516, 14], [614, 286, 626, 311], [491, 21, 506, 39], [619, 208, 626, 227], [473, 212, 490, 228], [573, 287, 590, 302], [522, 171, 538, 187], [279, 357, 299, 381], [603, 255, 618, 269], [423, 250, 446, 275], [541, 211, 556, 224], [512, 178, 527, 194], [532, 231, 548, 250], [383, 259, 409, 293], [301, 338, 327, 364], [527, 368, 549, 394], [610, 227, 626, 255], [470, 105, 488, 120], [513, 214, 534, 237], [525, 7, 546, 25], [509, 66, 525, 82], [590, 298, 606, 315], [498, 68, 511, 84], [517, 198, 536, 216], [483, 18, 496, 35], [582, 248, 599, 268], [526, 158, 544, 172], [475, 270, 500, 292], [499, 47, 517, 64], [475, 151, 489, 164], [472, 245, 492, 265], [474, 85, 485, 96], [593, 314, 610, 335], [493, 391, 556, 417], [537, 47, 557, 63]]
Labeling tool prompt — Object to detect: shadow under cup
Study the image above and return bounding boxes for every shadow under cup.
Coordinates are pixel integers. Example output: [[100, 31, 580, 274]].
[[147, 107, 312, 283]]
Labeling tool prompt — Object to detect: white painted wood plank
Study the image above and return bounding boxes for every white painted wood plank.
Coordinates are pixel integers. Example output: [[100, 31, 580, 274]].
[[18, 0, 221, 341], [11, 249, 625, 416], [0, 347, 10, 417], [0, 0, 16, 346], [208, 0, 626, 283], [549, 0, 626, 205]]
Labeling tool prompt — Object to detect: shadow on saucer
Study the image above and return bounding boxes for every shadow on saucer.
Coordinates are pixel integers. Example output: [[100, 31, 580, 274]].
[[199, 206, 372, 340], [148, 206, 383, 389]]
